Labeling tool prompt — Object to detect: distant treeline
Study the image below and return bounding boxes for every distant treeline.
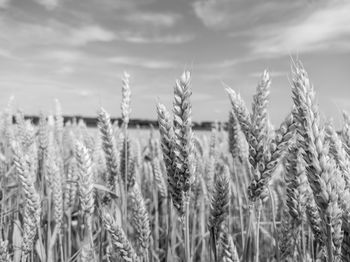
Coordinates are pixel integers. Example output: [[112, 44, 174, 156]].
[[21, 115, 227, 131]]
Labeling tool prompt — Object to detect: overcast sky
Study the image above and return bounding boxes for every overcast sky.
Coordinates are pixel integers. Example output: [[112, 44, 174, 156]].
[[0, 0, 350, 125]]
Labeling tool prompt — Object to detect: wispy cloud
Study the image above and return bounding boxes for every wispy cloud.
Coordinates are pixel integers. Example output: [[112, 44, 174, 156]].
[[0, 15, 189, 52], [0, 19, 115, 49], [331, 97, 350, 112], [109, 56, 178, 69], [0, 74, 70, 90], [251, 0, 350, 56], [33, 0, 59, 10], [0, 20, 58, 48], [0, 0, 10, 8], [192, 0, 232, 29], [0, 48, 13, 59], [55, 65, 75, 75], [124, 12, 181, 27], [197, 55, 260, 69], [84, 0, 156, 10], [41, 50, 83, 63], [248, 70, 287, 78], [205, 59, 241, 68], [193, 0, 309, 31], [116, 31, 194, 44], [69, 25, 115, 46]]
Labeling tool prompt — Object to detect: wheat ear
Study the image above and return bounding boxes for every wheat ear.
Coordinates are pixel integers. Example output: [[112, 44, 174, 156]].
[[157, 103, 184, 214], [129, 183, 151, 257], [12, 141, 41, 259], [208, 163, 231, 261], [75, 140, 94, 217], [248, 113, 294, 201], [250, 70, 271, 169], [121, 71, 131, 128], [225, 87, 251, 138], [291, 61, 343, 260], [101, 210, 139, 262], [98, 108, 120, 198]]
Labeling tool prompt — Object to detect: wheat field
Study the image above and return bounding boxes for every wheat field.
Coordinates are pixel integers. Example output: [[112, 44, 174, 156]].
[[0, 60, 349, 262]]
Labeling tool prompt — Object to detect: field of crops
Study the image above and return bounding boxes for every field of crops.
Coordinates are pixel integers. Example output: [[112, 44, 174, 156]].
[[0, 60, 349, 262]]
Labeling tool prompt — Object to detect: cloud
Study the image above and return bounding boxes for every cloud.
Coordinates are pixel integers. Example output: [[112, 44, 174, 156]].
[[33, 0, 59, 10], [56, 65, 75, 75], [197, 55, 259, 69], [41, 50, 83, 63], [117, 32, 194, 44], [192, 0, 232, 29], [109, 56, 178, 69], [0, 48, 13, 59], [0, 0, 10, 8], [193, 0, 307, 30], [69, 25, 115, 46], [0, 20, 62, 48], [124, 12, 181, 27], [248, 71, 287, 78], [34, 49, 91, 75], [85, 0, 156, 10], [78, 90, 93, 97], [250, 0, 350, 56], [206, 59, 241, 68], [0, 74, 70, 90], [0, 18, 116, 49]]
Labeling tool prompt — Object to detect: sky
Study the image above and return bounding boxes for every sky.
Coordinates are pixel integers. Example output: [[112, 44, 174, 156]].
[[0, 0, 350, 126]]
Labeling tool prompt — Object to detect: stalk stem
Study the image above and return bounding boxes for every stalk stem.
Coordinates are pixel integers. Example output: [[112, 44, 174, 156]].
[[233, 161, 245, 246], [326, 219, 333, 262], [184, 198, 191, 262], [165, 196, 172, 262], [268, 187, 280, 261], [123, 126, 128, 229], [255, 200, 262, 262]]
